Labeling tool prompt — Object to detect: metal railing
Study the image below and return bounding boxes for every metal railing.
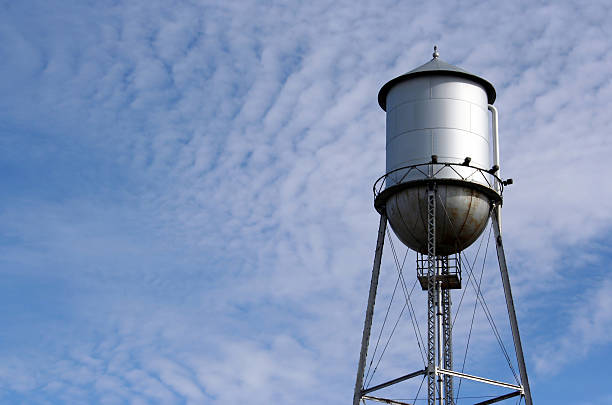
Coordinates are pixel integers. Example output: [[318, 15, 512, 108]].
[[373, 162, 505, 200]]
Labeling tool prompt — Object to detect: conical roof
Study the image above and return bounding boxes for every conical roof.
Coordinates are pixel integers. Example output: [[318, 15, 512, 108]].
[[378, 49, 496, 110]]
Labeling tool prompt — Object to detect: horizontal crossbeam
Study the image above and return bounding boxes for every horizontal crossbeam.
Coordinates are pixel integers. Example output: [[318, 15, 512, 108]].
[[361, 369, 426, 395], [362, 395, 413, 405], [436, 368, 522, 391], [473, 390, 522, 405]]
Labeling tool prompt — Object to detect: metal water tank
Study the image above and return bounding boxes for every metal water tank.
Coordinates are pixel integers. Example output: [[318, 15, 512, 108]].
[[374, 48, 502, 255]]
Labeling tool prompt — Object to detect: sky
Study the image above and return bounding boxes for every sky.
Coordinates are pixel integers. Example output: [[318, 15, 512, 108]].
[[1, 0, 612, 404]]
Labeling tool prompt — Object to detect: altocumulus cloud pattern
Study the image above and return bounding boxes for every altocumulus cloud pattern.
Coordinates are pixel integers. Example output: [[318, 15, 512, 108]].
[[0, 0, 611, 404]]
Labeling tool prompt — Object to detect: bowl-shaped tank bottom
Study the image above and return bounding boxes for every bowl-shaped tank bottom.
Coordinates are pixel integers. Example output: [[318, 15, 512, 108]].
[[385, 183, 492, 256]]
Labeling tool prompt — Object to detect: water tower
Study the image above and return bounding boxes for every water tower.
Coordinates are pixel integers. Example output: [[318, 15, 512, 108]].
[[353, 47, 533, 405]]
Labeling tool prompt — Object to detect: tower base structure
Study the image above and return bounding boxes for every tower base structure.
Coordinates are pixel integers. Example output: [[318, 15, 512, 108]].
[[353, 180, 532, 405]]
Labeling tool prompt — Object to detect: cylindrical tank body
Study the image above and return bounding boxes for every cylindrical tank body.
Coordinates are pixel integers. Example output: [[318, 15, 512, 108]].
[[377, 54, 499, 255], [385, 75, 491, 184]]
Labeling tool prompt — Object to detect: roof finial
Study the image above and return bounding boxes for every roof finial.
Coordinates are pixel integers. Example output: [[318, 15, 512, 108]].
[[433, 45, 439, 59]]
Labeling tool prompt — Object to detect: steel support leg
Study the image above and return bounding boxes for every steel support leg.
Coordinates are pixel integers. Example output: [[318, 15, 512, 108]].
[[436, 275, 444, 405], [491, 206, 533, 405], [426, 184, 437, 405], [353, 213, 388, 405], [441, 257, 454, 405]]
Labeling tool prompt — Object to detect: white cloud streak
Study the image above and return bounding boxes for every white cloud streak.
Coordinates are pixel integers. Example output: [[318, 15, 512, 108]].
[[0, 0, 611, 403]]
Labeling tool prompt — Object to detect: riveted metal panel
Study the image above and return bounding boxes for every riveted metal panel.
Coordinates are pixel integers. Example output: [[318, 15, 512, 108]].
[[378, 57, 496, 109], [386, 130, 432, 172], [432, 129, 489, 168], [470, 103, 489, 136], [387, 76, 431, 108], [430, 76, 488, 105], [384, 75, 492, 185], [391, 99, 471, 136]]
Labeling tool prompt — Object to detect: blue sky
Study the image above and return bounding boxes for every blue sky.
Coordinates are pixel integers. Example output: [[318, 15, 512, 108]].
[[1, 0, 612, 404]]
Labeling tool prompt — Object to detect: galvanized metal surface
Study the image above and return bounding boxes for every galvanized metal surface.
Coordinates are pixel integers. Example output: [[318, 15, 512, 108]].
[[488, 104, 503, 233], [361, 369, 426, 395], [385, 183, 491, 256], [378, 54, 496, 110], [491, 208, 533, 405], [441, 260, 454, 405], [436, 276, 444, 405], [426, 185, 437, 405], [383, 74, 493, 188], [353, 214, 387, 405], [379, 50, 498, 224], [362, 395, 413, 405], [488, 104, 501, 184], [473, 391, 522, 405], [376, 163, 502, 201], [355, 50, 531, 405], [436, 368, 523, 391], [416, 253, 461, 290]]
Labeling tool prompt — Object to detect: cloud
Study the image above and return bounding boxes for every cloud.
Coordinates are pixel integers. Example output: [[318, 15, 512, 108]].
[[0, 0, 611, 403], [533, 277, 612, 375]]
